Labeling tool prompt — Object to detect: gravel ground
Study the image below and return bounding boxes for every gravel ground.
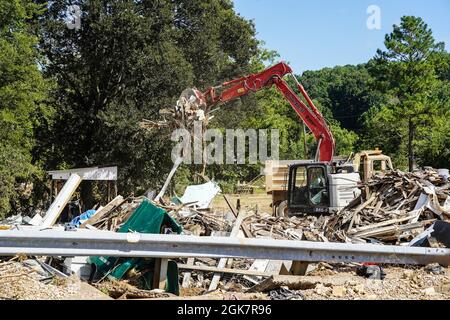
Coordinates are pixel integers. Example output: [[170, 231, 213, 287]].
[[289, 264, 450, 300], [1, 258, 448, 300], [0, 260, 80, 300]]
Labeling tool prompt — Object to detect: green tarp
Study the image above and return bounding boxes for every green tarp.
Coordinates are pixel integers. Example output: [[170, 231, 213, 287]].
[[88, 199, 182, 294]]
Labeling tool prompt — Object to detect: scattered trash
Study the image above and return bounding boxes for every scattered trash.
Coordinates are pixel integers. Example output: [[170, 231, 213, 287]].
[[356, 264, 386, 280], [179, 181, 221, 210], [269, 287, 304, 300], [69, 209, 97, 228], [424, 263, 445, 275]]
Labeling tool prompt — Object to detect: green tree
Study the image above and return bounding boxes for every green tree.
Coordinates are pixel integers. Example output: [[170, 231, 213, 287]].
[[0, 0, 49, 217], [300, 64, 382, 132], [367, 16, 445, 171], [414, 79, 450, 168]]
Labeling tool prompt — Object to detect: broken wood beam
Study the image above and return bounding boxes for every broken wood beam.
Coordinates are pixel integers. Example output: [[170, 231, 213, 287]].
[[41, 174, 82, 228], [155, 158, 182, 202], [80, 195, 124, 228], [181, 258, 195, 288], [178, 264, 274, 277], [223, 194, 252, 238], [208, 210, 248, 292]]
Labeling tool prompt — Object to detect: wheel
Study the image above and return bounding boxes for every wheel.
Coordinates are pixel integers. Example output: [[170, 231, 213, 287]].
[[276, 200, 289, 217]]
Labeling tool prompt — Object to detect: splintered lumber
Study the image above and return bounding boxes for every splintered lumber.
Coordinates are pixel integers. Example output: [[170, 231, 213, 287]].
[[351, 220, 434, 239], [347, 193, 377, 232], [223, 194, 252, 238], [242, 213, 315, 241], [170, 209, 231, 236], [348, 213, 421, 235], [42, 174, 82, 228], [181, 258, 195, 288], [247, 275, 319, 293], [80, 195, 124, 228], [327, 169, 450, 244], [208, 210, 248, 292], [178, 264, 274, 277], [90, 197, 145, 231], [155, 157, 183, 202]]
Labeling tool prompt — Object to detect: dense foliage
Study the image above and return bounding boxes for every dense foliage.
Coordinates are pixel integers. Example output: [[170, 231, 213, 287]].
[[0, 0, 50, 217], [0, 0, 448, 217]]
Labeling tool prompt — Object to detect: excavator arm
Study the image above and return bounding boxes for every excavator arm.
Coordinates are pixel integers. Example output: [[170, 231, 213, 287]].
[[193, 62, 335, 162]]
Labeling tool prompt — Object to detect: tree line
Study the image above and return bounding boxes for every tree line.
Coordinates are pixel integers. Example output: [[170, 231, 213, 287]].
[[0, 1, 449, 217]]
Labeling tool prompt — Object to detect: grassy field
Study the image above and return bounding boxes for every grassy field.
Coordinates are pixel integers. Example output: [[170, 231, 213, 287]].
[[211, 192, 273, 214]]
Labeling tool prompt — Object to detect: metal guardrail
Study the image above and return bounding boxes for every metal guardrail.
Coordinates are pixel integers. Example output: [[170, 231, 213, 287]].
[[0, 229, 448, 266]]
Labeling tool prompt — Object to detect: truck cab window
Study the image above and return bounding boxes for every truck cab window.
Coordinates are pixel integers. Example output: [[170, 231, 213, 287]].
[[308, 167, 328, 206], [291, 167, 308, 206]]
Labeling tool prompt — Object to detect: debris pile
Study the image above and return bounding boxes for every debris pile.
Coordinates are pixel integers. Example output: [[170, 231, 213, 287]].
[[0, 166, 449, 300], [89, 197, 145, 231], [326, 169, 450, 244], [169, 209, 231, 236], [140, 88, 210, 131], [242, 214, 326, 241]]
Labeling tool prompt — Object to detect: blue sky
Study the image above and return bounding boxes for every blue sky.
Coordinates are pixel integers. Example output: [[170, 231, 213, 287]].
[[233, 0, 450, 73]]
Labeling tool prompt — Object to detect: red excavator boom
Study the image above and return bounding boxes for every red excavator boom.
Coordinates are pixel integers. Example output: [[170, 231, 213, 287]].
[[194, 62, 335, 162]]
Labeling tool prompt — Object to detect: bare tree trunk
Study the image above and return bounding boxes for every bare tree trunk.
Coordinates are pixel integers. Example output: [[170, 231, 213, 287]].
[[408, 117, 415, 172]]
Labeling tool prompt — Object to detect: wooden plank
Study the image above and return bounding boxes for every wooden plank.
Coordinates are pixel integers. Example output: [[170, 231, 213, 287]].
[[348, 213, 421, 235], [182, 258, 195, 288], [178, 264, 274, 277], [373, 200, 383, 215], [159, 259, 168, 290], [153, 258, 169, 290], [80, 195, 124, 228], [243, 259, 270, 284], [289, 261, 309, 276], [208, 211, 248, 292], [223, 195, 252, 238], [41, 174, 82, 228], [155, 158, 182, 202], [353, 220, 433, 238], [347, 193, 377, 232]]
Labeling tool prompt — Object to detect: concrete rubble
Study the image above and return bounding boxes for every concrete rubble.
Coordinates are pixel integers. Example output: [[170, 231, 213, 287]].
[[0, 168, 449, 300]]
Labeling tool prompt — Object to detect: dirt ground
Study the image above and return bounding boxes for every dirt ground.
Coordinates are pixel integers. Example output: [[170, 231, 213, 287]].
[[299, 264, 450, 300], [177, 264, 450, 300], [0, 260, 111, 300], [211, 192, 273, 214]]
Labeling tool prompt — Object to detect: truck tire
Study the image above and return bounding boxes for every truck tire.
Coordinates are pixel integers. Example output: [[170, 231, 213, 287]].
[[276, 201, 288, 217]]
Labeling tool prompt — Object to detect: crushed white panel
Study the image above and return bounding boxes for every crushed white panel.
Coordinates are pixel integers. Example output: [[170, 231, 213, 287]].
[[444, 196, 450, 212], [180, 181, 221, 209], [414, 193, 429, 211], [63, 256, 91, 280], [27, 214, 43, 226], [243, 259, 270, 284]]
